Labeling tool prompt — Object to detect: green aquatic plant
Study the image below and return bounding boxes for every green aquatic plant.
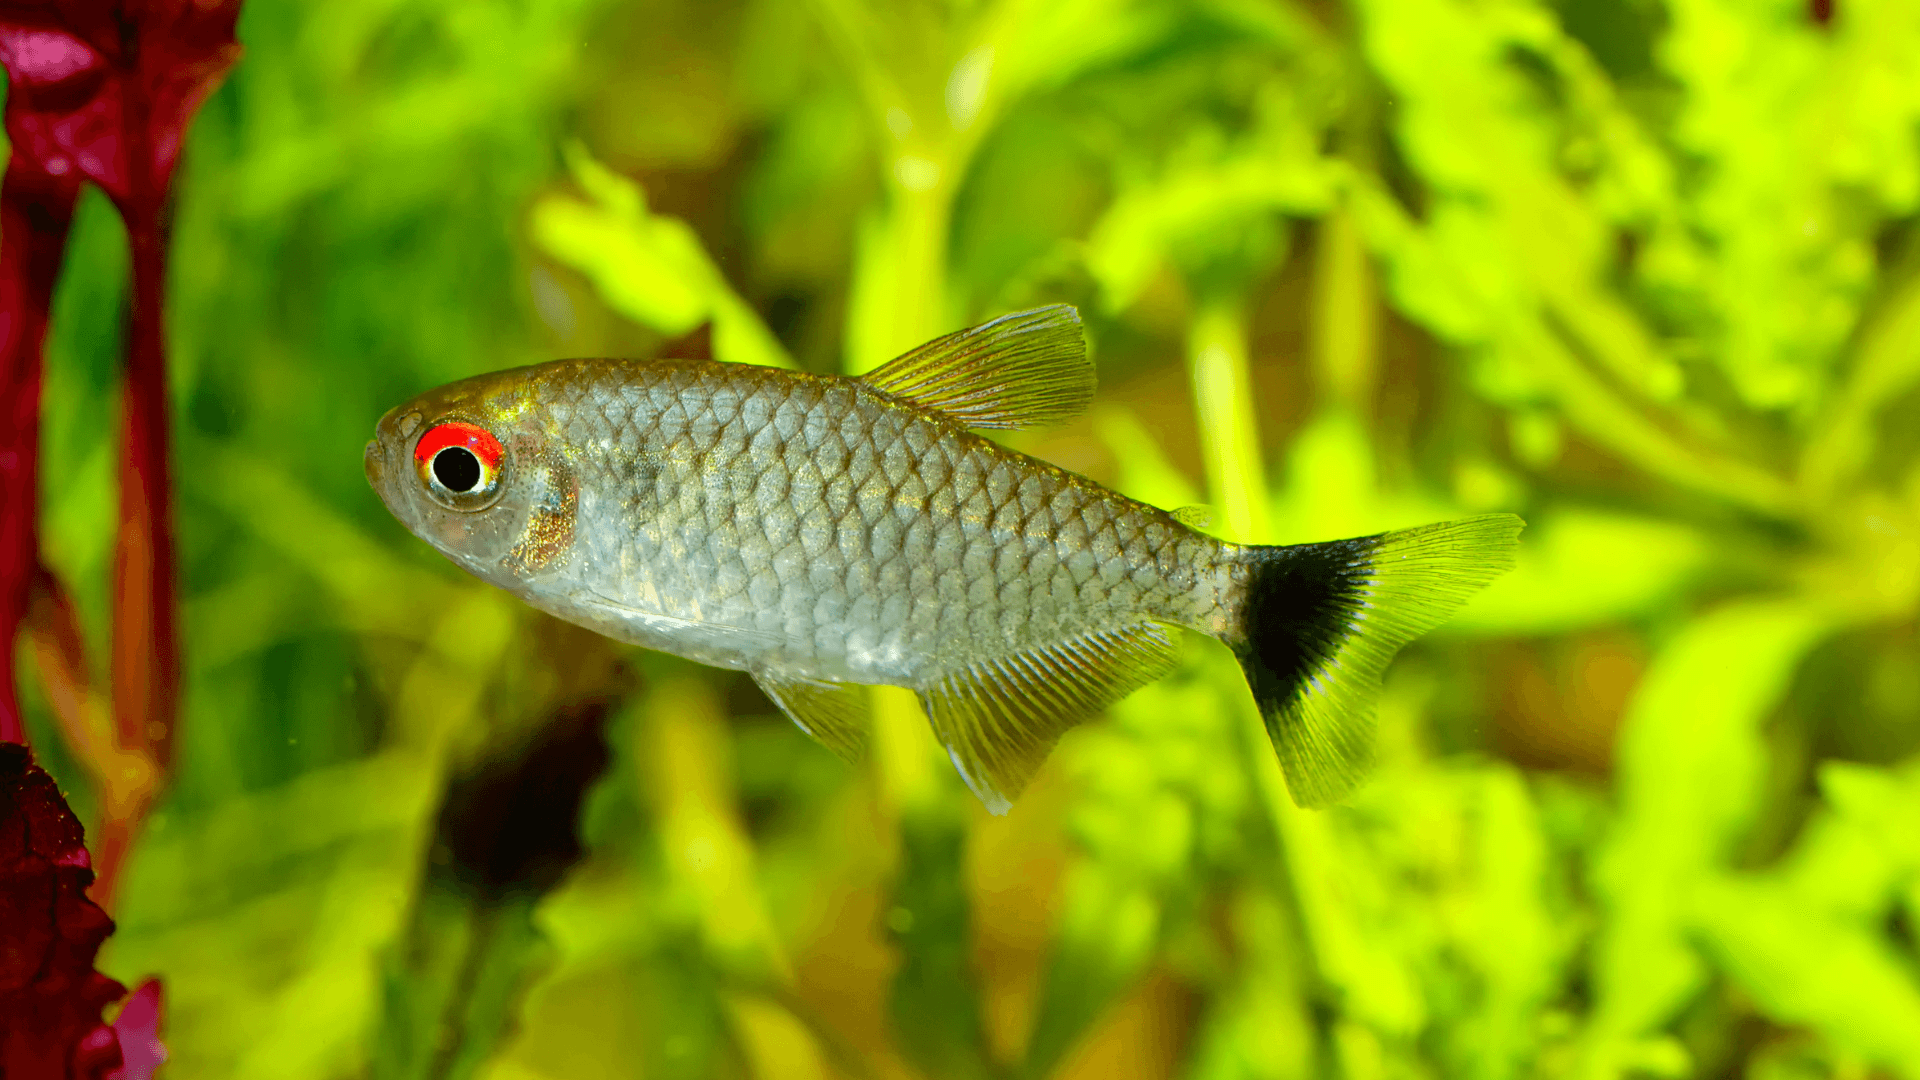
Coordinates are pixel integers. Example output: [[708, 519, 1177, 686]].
[[8, 0, 1919, 1077]]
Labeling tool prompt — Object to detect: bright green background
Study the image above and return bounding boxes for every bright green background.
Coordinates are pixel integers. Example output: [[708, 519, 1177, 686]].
[[18, 0, 1920, 1077]]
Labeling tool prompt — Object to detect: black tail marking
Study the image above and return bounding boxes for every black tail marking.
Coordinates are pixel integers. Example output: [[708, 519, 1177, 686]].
[[1230, 514, 1523, 807]]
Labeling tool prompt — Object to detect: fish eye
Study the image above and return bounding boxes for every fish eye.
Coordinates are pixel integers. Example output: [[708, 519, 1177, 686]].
[[432, 446, 482, 492], [413, 420, 507, 511]]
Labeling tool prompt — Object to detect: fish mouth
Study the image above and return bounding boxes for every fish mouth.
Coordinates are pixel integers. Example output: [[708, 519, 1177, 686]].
[[365, 407, 423, 496], [364, 439, 387, 490]]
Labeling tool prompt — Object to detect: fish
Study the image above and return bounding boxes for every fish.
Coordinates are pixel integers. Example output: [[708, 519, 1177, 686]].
[[365, 305, 1521, 811]]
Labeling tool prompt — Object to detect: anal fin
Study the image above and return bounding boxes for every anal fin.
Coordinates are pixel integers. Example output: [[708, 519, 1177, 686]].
[[918, 622, 1179, 814], [753, 670, 871, 761]]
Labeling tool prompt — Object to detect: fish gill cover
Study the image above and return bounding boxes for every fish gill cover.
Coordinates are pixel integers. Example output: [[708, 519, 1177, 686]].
[[7, 0, 1920, 1079]]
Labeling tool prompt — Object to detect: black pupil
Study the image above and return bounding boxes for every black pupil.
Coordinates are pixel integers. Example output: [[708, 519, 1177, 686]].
[[433, 446, 483, 492]]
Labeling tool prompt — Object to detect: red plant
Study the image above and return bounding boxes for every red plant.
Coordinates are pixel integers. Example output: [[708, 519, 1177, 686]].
[[107, 979, 168, 1080], [0, 1, 242, 1072], [0, 82, 76, 750], [1, 742, 124, 1078], [0, 0, 242, 897]]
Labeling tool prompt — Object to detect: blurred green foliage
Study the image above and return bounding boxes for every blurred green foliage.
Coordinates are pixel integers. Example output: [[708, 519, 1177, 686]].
[[17, 0, 1920, 1077]]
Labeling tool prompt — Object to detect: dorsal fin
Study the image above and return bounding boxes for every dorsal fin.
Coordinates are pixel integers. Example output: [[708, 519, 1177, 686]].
[[1171, 505, 1215, 529], [918, 622, 1179, 814], [753, 671, 870, 761], [860, 305, 1094, 430]]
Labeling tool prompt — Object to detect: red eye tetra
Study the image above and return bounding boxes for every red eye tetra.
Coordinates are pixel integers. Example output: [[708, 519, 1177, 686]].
[[414, 421, 506, 499]]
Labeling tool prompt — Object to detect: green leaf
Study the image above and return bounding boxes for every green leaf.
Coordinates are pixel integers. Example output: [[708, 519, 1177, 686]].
[[1027, 663, 1250, 1077], [1085, 104, 1334, 311], [103, 755, 442, 1079], [887, 807, 998, 1080], [530, 144, 794, 369], [1803, 265, 1920, 495], [1022, 862, 1162, 1079], [1347, 0, 1799, 516], [1448, 510, 1710, 635], [372, 694, 614, 1080], [1695, 879, 1920, 1077], [1681, 762, 1920, 1076], [374, 894, 552, 1080], [1585, 601, 1832, 1066], [1441, 770, 1566, 1080], [1656, 0, 1920, 408], [1182, 889, 1317, 1080]]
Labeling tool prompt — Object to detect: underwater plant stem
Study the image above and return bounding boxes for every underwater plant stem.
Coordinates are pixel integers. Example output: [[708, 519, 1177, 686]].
[[811, 0, 1015, 374], [847, 177, 957, 375], [1187, 298, 1271, 543], [1235, 709, 1350, 994], [814, 18, 1008, 1065], [87, 186, 179, 906], [424, 901, 499, 1080], [112, 198, 181, 778], [646, 676, 795, 984], [815, 0, 986, 823], [0, 166, 77, 745], [895, 181, 954, 354], [24, 570, 156, 911], [1311, 207, 1380, 416], [853, 166, 965, 829], [1527, 321, 1797, 518], [1185, 295, 1380, 1012], [842, 138, 964, 375], [1801, 261, 1920, 500], [872, 684, 941, 816]]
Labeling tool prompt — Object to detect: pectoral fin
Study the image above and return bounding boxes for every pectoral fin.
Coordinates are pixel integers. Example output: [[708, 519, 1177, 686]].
[[918, 622, 1179, 814], [572, 592, 790, 659], [860, 305, 1093, 430], [753, 670, 871, 761]]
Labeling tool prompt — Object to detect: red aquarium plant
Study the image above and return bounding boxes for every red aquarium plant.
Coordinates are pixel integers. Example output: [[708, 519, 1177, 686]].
[[0, 743, 165, 1078], [0, 0, 240, 1074], [0, 26, 77, 751], [0, 0, 241, 881]]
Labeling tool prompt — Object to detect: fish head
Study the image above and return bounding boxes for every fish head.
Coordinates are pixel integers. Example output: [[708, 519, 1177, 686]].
[[366, 366, 578, 584]]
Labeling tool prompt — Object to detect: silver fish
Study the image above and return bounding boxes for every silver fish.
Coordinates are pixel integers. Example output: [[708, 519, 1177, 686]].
[[365, 306, 1520, 810]]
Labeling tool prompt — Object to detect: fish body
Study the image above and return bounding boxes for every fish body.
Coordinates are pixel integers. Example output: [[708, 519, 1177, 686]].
[[367, 307, 1520, 810]]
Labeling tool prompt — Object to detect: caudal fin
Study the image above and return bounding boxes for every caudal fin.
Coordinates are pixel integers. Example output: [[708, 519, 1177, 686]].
[[1228, 514, 1522, 808]]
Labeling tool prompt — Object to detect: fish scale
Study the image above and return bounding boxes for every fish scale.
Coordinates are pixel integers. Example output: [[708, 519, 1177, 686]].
[[552, 358, 1209, 684], [368, 305, 1521, 812]]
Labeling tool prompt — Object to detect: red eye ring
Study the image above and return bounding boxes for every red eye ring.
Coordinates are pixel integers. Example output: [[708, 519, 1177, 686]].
[[414, 421, 505, 492]]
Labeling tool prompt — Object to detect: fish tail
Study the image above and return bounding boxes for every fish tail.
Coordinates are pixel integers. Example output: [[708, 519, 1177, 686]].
[[1222, 514, 1523, 808]]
